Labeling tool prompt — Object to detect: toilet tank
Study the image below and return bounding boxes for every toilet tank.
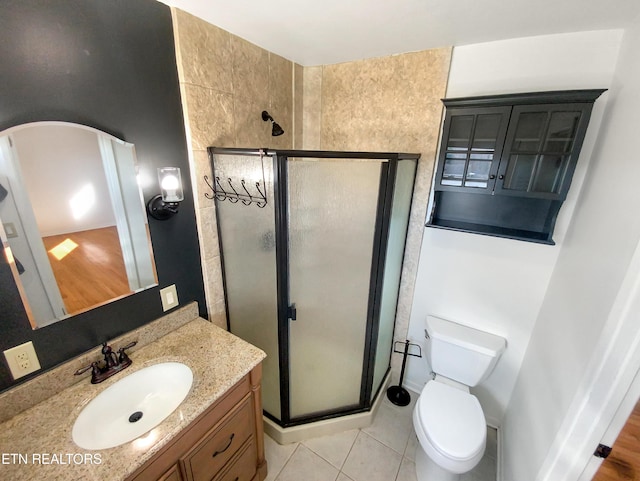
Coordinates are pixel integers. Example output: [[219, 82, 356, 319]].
[[425, 315, 506, 387]]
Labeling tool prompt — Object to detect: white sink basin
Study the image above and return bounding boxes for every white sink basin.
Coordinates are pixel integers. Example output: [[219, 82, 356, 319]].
[[72, 362, 193, 450]]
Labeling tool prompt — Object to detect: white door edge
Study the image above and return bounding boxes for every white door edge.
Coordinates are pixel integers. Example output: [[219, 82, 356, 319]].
[[536, 234, 640, 481]]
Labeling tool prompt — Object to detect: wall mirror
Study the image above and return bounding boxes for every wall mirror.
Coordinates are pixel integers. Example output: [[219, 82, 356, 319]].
[[0, 122, 158, 329]]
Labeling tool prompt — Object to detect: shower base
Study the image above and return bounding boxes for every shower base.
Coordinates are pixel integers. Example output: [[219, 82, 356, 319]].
[[263, 373, 390, 445]]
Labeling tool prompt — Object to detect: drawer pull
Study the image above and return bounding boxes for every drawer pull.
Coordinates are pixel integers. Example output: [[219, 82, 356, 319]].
[[212, 433, 235, 458]]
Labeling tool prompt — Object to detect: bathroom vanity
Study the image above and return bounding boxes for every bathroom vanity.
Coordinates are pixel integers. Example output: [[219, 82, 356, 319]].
[[127, 368, 264, 481], [0, 303, 267, 481]]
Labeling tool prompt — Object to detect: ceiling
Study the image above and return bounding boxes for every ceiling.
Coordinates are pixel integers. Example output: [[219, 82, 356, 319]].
[[160, 0, 640, 66]]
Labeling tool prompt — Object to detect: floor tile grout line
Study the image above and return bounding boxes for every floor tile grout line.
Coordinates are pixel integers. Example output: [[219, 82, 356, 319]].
[[356, 430, 406, 481], [392, 455, 404, 481], [341, 431, 360, 471], [331, 463, 339, 481], [365, 400, 416, 451], [339, 431, 358, 471], [302, 430, 360, 472], [401, 428, 416, 459], [363, 420, 414, 457], [272, 441, 301, 481]]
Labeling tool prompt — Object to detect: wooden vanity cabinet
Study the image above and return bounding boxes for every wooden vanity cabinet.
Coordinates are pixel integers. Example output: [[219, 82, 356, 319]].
[[157, 465, 181, 481], [127, 365, 267, 481]]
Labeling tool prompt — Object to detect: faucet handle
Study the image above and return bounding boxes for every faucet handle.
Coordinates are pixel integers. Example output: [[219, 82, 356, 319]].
[[119, 341, 137, 351], [118, 341, 138, 364], [74, 362, 100, 378]]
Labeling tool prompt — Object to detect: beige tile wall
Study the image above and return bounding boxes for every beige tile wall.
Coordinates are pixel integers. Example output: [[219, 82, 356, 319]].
[[301, 49, 452, 371], [293, 63, 305, 149], [172, 9, 295, 326], [172, 7, 452, 374]]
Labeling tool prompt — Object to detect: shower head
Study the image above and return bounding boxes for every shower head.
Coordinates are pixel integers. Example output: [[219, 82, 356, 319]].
[[261, 110, 285, 137], [271, 121, 285, 137]]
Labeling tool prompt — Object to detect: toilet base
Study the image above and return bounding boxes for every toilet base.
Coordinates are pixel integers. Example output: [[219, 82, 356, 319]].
[[415, 445, 460, 481]]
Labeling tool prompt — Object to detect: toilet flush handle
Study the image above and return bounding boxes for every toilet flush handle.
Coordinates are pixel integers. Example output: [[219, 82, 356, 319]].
[[424, 329, 430, 340]]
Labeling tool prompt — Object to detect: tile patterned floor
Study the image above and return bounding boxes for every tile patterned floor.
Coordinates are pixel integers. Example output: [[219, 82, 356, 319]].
[[264, 392, 497, 481]]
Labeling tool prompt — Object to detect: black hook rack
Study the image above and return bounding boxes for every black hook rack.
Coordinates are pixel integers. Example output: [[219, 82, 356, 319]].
[[205, 150, 268, 208], [387, 340, 422, 407], [204, 176, 267, 208]]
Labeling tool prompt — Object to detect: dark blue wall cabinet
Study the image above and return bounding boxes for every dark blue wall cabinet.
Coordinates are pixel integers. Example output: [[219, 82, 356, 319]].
[[428, 90, 606, 244]]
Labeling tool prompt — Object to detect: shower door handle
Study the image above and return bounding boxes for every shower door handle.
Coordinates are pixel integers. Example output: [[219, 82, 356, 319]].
[[288, 303, 297, 321]]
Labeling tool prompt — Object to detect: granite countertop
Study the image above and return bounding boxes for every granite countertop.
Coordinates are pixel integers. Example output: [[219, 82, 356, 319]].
[[0, 317, 266, 481]]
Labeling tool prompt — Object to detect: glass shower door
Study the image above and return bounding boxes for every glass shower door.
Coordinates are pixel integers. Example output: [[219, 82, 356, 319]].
[[213, 148, 419, 427], [286, 157, 384, 419], [211, 151, 281, 420], [370, 158, 417, 400]]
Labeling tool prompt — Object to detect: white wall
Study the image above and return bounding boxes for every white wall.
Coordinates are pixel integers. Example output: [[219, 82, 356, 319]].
[[403, 30, 623, 426], [13, 125, 116, 236], [502, 17, 640, 481], [0, 172, 58, 323]]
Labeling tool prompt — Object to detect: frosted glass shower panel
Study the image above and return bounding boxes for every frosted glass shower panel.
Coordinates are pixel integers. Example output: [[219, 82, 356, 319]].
[[211, 152, 281, 419], [287, 158, 383, 418], [371, 159, 417, 399]]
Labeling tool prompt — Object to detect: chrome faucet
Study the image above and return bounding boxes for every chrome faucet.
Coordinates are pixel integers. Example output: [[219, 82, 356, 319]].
[[74, 341, 138, 384]]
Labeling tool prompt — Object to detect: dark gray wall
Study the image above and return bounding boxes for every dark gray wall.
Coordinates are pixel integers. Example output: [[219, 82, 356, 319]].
[[0, 0, 207, 391]]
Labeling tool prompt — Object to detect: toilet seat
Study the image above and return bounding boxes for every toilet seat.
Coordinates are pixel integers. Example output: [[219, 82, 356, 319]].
[[415, 380, 486, 464]]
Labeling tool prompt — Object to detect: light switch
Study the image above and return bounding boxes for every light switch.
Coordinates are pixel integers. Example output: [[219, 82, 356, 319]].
[[160, 285, 179, 312], [3, 222, 18, 238]]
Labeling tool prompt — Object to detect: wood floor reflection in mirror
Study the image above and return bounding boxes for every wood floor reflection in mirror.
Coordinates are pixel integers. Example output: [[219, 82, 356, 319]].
[[42, 226, 131, 314]]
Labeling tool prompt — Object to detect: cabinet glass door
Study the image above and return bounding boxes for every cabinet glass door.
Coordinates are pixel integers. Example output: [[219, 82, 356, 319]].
[[437, 107, 510, 192], [497, 104, 589, 199]]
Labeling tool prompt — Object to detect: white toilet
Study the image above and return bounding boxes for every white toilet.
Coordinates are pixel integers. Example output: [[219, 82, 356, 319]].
[[413, 315, 506, 481]]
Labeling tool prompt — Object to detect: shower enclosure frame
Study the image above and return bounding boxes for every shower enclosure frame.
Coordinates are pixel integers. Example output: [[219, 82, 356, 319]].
[[208, 147, 419, 428]]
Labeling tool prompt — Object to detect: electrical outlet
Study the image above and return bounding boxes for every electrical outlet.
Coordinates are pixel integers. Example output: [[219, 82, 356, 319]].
[[16, 351, 30, 370], [160, 284, 179, 312], [4, 341, 41, 380]]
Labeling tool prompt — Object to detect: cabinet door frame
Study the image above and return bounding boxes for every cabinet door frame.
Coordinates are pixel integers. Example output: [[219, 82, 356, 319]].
[[494, 102, 594, 200], [434, 106, 512, 195]]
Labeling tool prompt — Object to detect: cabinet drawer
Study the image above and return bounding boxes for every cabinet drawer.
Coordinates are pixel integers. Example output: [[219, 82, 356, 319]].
[[183, 396, 254, 481], [214, 439, 257, 481], [158, 464, 182, 481]]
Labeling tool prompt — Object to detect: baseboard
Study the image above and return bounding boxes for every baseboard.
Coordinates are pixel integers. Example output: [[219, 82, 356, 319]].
[[264, 372, 391, 444], [403, 378, 425, 395]]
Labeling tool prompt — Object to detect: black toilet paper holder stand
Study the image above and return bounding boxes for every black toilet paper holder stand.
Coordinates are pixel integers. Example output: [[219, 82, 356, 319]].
[[386, 340, 422, 407]]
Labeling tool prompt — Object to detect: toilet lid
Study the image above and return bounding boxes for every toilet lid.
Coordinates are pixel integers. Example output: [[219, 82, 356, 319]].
[[417, 381, 486, 461]]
